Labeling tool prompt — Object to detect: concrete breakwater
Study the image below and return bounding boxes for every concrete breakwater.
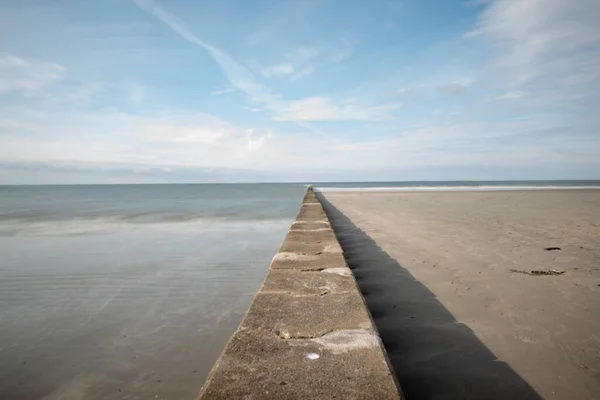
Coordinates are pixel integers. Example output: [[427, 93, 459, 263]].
[[197, 188, 402, 399]]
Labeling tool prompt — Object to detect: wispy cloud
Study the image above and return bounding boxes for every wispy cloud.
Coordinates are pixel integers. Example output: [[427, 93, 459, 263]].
[[279, 46, 320, 76], [210, 87, 237, 96], [132, 0, 283, 110], [259, 43, 348, 81], [471, 0, 600, 89], [0, 53, 65, 94], [260, 61, 313, 81], [261, 62, 296, 78], [274, 97, 401, 121], [496, 90, 527, 100], [0, 52, 107, 108], [466, 0, 600, 145], [131, 0, 381, 127]]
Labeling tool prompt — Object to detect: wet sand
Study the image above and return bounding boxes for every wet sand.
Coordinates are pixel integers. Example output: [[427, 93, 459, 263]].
[[319, 190, 600, 400]]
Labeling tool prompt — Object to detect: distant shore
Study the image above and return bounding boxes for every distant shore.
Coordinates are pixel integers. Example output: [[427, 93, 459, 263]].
[[321, 189, 600, 400]]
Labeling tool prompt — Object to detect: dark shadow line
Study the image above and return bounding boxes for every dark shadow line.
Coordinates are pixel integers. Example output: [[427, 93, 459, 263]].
[[317, 193, 543, 400]]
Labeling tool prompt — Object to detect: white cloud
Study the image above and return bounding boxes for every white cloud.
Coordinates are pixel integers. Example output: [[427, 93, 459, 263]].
[[0, 107, 281, 169], [246, 129, 273, 150], [210, 87, 237, 96], [274, 97, 401, 121], [144, 125, 229, 144], [138, 113, 235, 144], [0, 53, 65, 94], [2, 94, 598, 180], [261, 62, 295, 78], [324, 119, 600, 169], [472, 0, 600, 88], [496, 90, 527, 100]]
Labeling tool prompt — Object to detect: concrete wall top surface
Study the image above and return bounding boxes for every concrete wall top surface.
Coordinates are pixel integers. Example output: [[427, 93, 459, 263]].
[[197, 188, 402, 399]]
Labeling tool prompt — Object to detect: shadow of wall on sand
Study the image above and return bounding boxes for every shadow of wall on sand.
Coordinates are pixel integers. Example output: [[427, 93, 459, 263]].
[[317, 193, 542, 400]]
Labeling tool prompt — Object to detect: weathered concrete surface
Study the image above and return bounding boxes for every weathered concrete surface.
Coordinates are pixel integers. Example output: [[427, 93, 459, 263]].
[[303, 190, 318, 203], [290, 220, 332, 231], [197, 188, 402, 399], [296, 204, 329, 221], [261, 269, 355, 295], [279, 230, 343, 254], [244, 293, 373, 339], [270, 251, 347, 271], [199, 328, 397, 399]]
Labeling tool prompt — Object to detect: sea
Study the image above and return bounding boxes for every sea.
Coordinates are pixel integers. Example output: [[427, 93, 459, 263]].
[[1, 181, 599, 399], [0, 184, 306, 400]]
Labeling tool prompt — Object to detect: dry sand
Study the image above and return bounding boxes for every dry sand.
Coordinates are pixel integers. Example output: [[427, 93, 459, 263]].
[[319, 190, 600, 400]]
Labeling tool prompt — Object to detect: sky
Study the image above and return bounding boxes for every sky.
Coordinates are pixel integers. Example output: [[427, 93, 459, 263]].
[[0, 0, 599, 183]]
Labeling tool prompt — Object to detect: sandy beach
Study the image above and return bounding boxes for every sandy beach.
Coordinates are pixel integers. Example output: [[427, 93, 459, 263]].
[[319, 190, 600, 400]]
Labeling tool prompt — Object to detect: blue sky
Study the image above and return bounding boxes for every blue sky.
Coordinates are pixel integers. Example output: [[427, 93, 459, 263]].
[[0, 0, 599, 183]]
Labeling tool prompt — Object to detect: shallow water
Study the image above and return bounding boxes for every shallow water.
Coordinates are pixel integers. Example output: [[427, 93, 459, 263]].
[[0, 184, 306, 400]]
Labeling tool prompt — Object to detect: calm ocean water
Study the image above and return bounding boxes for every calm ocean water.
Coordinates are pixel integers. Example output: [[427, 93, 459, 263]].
[[1, 181, 598, 399], [0, 184, 306, 400]]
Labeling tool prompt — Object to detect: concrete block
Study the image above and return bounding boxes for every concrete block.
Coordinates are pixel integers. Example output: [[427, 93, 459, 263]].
[[279, 230, 343, 254], [199, 327, 400, 400], [261, 269, 355, 295], [242, 292, 372, 338], [270, 251, 347, 271], [296, 204, 328, 221], [290, 220, 332, 231]]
